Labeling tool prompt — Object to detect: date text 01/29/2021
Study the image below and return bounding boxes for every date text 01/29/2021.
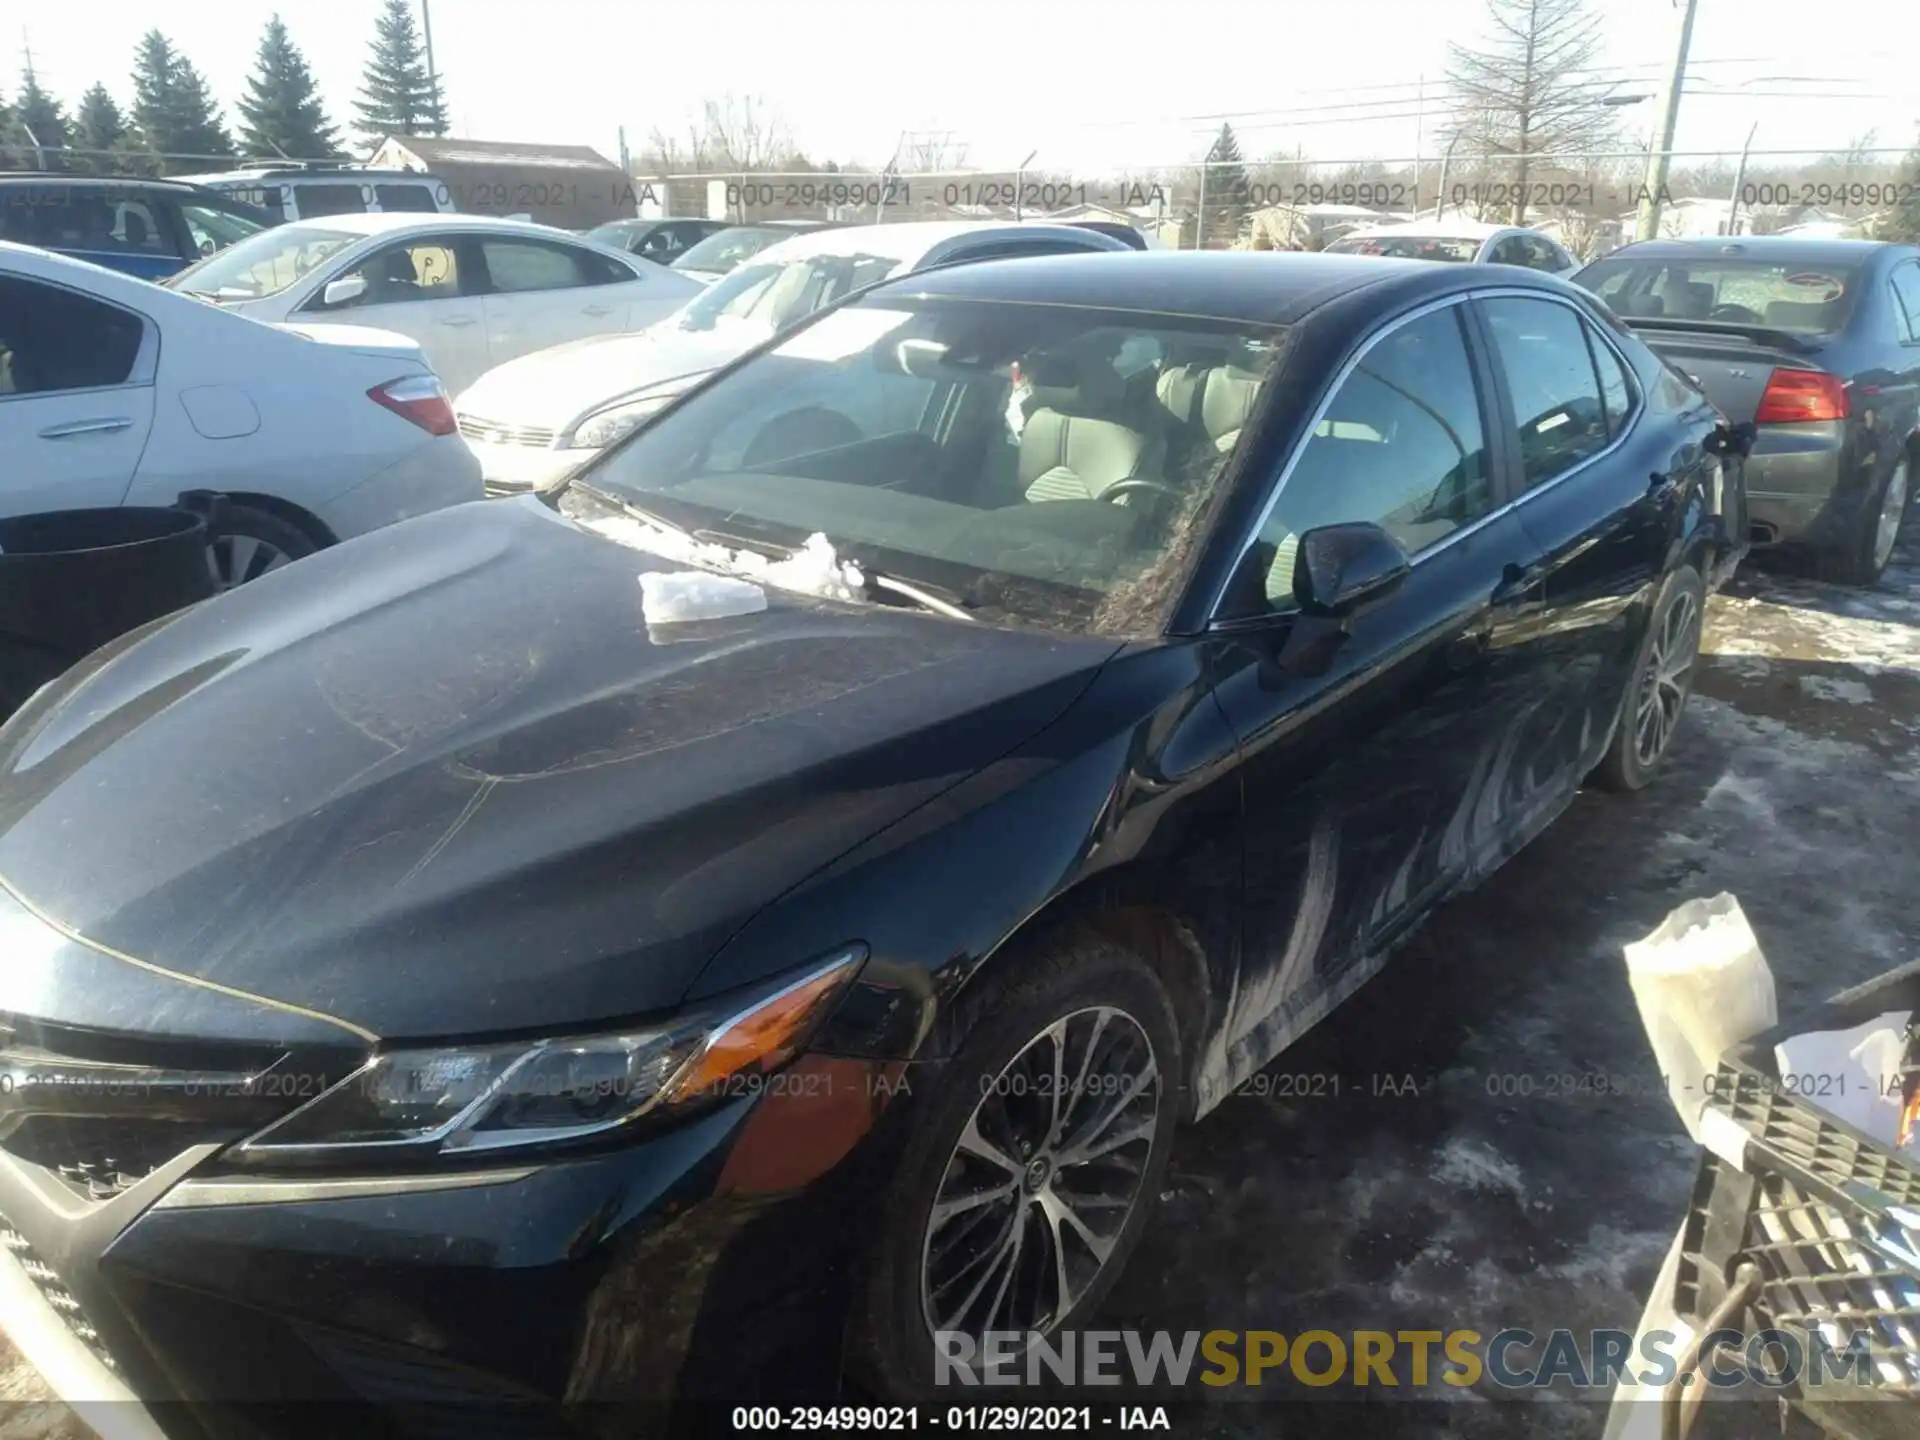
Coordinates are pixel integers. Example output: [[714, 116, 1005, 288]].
[[729, 1406, 1174, 1432]]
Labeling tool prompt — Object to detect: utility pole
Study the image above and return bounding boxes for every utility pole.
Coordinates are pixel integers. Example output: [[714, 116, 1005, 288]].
[[1635, 0, 1701, 242], [1014, 149, 1036, 220], [420, 0, 438, 95], [1725, 120, 1758, 236]]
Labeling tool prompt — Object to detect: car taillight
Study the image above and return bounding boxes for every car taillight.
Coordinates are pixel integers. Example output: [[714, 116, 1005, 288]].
[[1753, 368, 1849, 425], [369, 375, 457, 435]]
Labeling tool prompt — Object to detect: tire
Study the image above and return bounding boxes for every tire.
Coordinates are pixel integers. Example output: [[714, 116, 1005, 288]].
[[204, 504, 319, 591], [1594, 564, 1705, 793], [1814, 452, 1909, 588], [849, 928, 1181, 1400]]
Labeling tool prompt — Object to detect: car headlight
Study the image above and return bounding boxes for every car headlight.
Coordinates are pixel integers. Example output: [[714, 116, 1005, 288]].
[[233, 946, 867, 1161], [566, 392, 678, 450]]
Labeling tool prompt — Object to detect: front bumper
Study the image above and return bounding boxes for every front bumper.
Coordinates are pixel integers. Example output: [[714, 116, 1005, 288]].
[[461, 437, 597, 498], [0, 1034, 913, 1438]]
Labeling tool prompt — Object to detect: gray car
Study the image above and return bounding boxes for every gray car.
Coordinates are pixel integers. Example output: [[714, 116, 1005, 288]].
[[1575, 236, 1920, 586]]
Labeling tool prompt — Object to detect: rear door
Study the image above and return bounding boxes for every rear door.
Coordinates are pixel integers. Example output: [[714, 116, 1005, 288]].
[[1205, 298, 1539, 1064], [298, 233, 490, 390], [474, 236, 641, 364], [1480, 289, 1707, 786], [0, 274, 156, 515]]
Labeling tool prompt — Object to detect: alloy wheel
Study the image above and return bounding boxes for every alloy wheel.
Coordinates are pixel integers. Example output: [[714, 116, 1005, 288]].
[[1874, 460, 1909, 574], [919, 1006, 1161, 1346], [1633, 588, 1701, 769], [206, 533, 293, 591]]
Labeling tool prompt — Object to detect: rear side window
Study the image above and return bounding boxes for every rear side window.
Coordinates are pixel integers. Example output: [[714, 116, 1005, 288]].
[[375, 184, 439, 214], [1481, 296, 1612, 489], [293, 183, 372, 219], [0, 277, 145, 395], [1889, 261, 1920, 345], [480, 239, 626, 293], [1586, 325, 1636, 439]]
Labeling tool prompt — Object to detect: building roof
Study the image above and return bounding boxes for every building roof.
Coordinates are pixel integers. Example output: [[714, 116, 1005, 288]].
[[378, 136, 623, 173]]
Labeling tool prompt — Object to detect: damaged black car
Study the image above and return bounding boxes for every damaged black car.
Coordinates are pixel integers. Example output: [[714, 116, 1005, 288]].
[[0, 251, 1749, 1431]]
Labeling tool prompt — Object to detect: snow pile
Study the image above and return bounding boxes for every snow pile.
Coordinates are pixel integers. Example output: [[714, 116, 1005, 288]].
[[638, 571, 768, 625], [583, 515, 865, 606]]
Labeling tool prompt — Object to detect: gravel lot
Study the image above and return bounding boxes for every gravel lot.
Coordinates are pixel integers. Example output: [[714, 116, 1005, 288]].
[[1, 521, 1916, 1438]]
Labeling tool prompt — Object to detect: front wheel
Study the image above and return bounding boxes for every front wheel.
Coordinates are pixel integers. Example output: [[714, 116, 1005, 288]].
[[204, 504, 318, 591], [1594, 564, 1705, 792], [850, 930, 1181, 1398]]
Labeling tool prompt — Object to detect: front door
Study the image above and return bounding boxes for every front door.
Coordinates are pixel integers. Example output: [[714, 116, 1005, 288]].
[[0, 275, 155, 516], [300, 234, 490, 391], [1202, 298, 1538, 1084]]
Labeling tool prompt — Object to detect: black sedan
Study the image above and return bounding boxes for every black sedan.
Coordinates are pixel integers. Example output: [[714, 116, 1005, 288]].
[[1575, 235, 1920, 585], [0, 252, 1748, 1425]]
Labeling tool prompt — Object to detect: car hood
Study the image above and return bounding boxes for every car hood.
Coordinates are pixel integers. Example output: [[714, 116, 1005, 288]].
[[0, 498, 1116, 1043], [455, 327, 759, 430]]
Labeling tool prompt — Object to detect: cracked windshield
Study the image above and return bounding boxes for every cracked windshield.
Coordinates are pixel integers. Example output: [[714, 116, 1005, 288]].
[[1, 0, 1919, 1438]]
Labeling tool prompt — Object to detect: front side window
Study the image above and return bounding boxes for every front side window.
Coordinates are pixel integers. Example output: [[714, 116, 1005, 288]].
[[1482, 296, 1611, 490], [480, 239, 600, 294], [375, 184, 439, 214], [0, 277, 145, 396], [321, 239, 462, 309], [1240, 304, 1491, 613], [170, 226, 360, 301], [581, 298, 1286, 636]]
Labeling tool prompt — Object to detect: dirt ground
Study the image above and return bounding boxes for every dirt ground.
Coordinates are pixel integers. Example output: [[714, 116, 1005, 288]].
[[1, 522, 1916, 1439]]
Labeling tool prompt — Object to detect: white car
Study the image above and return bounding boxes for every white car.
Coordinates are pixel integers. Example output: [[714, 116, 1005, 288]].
[[1324, 218, 1581, 275], [0, 241, 481, 586], [454, 219, 1130, 493], [164, 213, 705, 395]]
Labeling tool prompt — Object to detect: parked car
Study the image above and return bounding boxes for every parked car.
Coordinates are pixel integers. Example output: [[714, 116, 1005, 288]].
[[163, 212, 705, 394], [0, 240, 480, 586], [172, 166, 456, 223], [0, 174, 278, 279], [671, 219, 845, 282], [1065, 218, 1151, 250], [455, 219, 1131, 493], [1326, 218, 1581, 275], [0, 250, 1749, 1419], [582, 217, 733, 264], [1574, 235, 1920, 586]]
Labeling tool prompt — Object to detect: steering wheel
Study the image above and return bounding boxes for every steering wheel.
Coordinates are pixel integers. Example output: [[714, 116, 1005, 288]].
[[1709, 303, 1761, 323], [1101, 478, 1184, 506]]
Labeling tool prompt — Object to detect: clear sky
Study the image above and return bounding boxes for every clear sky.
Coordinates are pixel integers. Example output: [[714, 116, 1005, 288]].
[[15, 0, 1920, 175]]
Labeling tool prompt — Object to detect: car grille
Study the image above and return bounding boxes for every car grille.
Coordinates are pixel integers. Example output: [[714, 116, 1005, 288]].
[[0, 1218, 117, 1371], [1695, 1062, 1920, 1391], [1, 1116, 210, 1202], [457, 415, 556, 448]]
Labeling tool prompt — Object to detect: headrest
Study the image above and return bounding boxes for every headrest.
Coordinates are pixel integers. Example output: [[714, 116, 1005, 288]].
[[1201, 366, 1263, 446], [1027, 357, 1127, 419]]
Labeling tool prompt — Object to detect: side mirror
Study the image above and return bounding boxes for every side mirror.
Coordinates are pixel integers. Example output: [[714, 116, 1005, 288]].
[[1293, 522, 1411, 619], [322, 273, 368, 308]]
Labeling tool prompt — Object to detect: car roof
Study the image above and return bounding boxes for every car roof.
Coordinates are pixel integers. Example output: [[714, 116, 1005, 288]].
[[1592, 235, 1908, 265], [0, 173, 204, 194], [749, 219, 1125, 267], [875, 249, 1487, 325], [1341, 217, 1509, 240], [262, 212, 575, 238], [173, 168, 440, 184]]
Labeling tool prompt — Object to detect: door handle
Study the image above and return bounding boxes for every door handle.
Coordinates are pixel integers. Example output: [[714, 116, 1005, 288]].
[[38, 417, 134, 439], [438, 316, 478, 328]]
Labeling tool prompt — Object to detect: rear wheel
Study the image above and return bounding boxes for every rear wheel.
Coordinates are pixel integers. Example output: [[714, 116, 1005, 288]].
[[1595, 564, 1704, 792], [1815, 453, 1908, 588], [204, 505, 318, 591], [850, 930, 1180, 1399]]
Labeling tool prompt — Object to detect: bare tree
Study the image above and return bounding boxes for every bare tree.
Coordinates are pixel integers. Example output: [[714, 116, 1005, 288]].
[[698, 93, 793, 172], [1446, 0, 1622, 224]]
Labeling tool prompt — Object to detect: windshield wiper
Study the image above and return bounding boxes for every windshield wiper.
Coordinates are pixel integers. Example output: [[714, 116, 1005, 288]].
[[856, 568, 977, 622]]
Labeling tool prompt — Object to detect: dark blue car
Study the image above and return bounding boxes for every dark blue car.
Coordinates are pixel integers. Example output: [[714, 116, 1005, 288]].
[[0, 175, 278, 280]]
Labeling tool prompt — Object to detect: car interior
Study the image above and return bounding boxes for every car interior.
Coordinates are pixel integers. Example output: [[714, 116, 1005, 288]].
[[1594, 263, 1856, 333]]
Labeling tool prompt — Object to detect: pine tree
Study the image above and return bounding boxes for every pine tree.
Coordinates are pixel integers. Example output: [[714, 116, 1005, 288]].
[[8, 65, 72, 170], [1201, 123, 1251, 248], [74, 85, 129, 174], [238, 17, 341, 160], [354, 0, 448, 142], [130, 30, 236, 173]]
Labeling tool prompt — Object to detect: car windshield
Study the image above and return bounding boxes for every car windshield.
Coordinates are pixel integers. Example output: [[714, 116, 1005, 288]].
[[679, 250, 905, 334], [585, 221, 648, 245], [1327, 234, 1482, 262], [1574, 256, 1864, 333], [672, 226, 795, 274], [579, 295, 1284, 636], [169, 225, 361, 300]]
